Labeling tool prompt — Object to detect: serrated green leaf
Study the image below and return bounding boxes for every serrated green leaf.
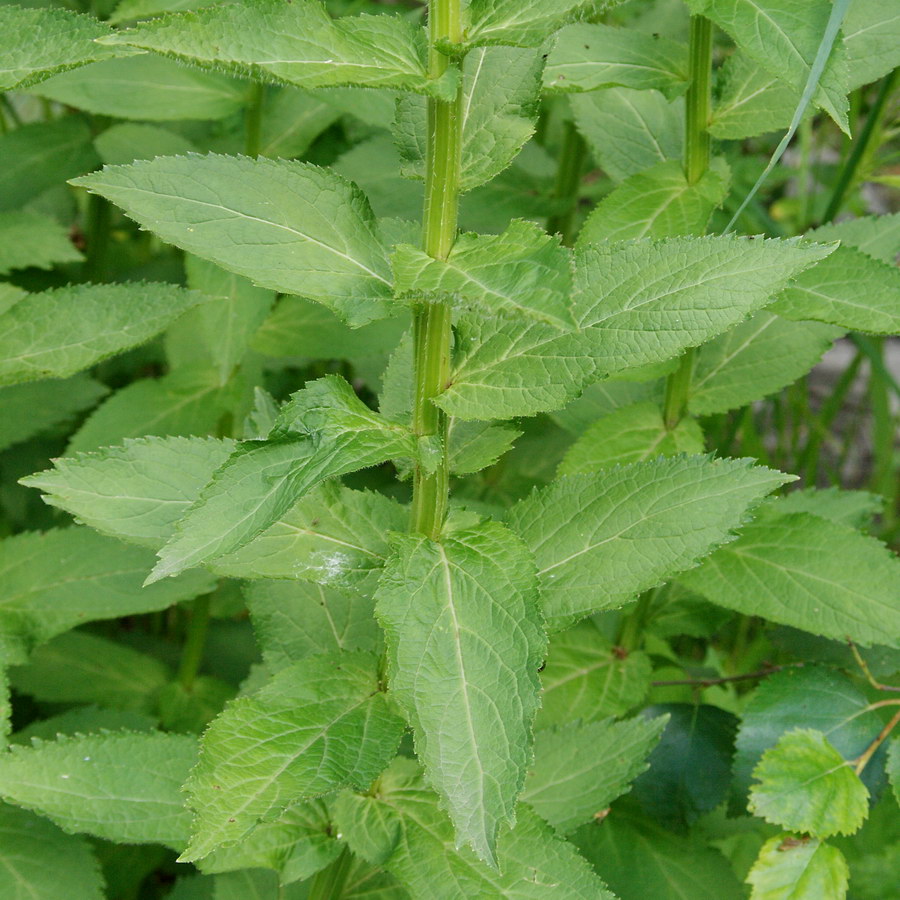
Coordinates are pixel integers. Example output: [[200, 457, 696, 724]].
[[686, 0, 851, 130], [772, 245, 900, 334], [215, 481, 405, 592], [257, 88, 341, 160], [12, 707, 157, 745], [577, 159, 729, 243], [150, 376, 415, 582], [571, 88, 683, 182], [392, 220, 573, 327], [9, 630, 170, 712], [523, 717, 666, 833], [709, 51, 800, 140], [678, 511, 900, 648], [572, 235, 834, 378], [166, 257, 275, 384], [0, 211, 82, 276], [465, 0, 606, 49], [198, 800, 340, 883], [843, 0, 900, 91], [180, 651, 404, 862], [733, 666, 888, 804], [558, 401, 704, 475], [396, 45, 543, 192], [0, 804, 104, 900], [73, 155, 395, 327], [29, 55, 247, 121], [23, 436, 236, 549], [508, 455, 791, 629], [772, 487, 884, 530], [67, 364, 249, 454], [448, 420, 521, 475], [807, 213, 900, 265], [0, 528, 213, 664], [245, 580, 380, 672], [688, 312, 841, 415], [537, 621, 652, 727], [747, 834, 849, 900], [544, 23, 687, 96], [102, 0, 445, 96], [749, 729, 869, 837], [0, 5, 127, 91], [572, 810, 746, 900], [435, 314, 593, 420], [0, 376, 107, 453], [334, 757, 615, 898], [94, 122, 197, 166], [0, 282, 205, 387], [0, 732, 196, 849], [375, 520, 545, 865], [0, 117, 99, 212]]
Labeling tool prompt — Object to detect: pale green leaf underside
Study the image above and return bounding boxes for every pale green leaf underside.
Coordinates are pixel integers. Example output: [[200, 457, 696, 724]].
[[544, 23, 688, 96], [749, 729, 868, 838], [689, 312, 841, 415], [0, 5, 127, 91], [244, 579, 380, 672], [747, 835, 849, 900], [214, 481, 405, 594], [465, 0, 606, 49], [571, 88, 683, 183], [523, 716, 666, 833], [679, 511, 900, 648], [508, 455, 791, 629], [559, 401, 705, 475], [0, 805, 103, 900], [0, 732, 197, 849], [335, 758, 614, 899], [537, 622, 652, 727], [149, 376, 414, 582], [29, 55, 247, 122], [181, 651, 404, 862], [101, 0, 445, 96], [843, 0, 900, 91], [23, 436, 236, 549], [0, 528, 214, 664], [576, 159, 729, 244], [807, 213, 900, 265], [772, 245, 900, 334], [0, 211, 83, 277], [375, 520, 545, 866], [0, 282, 205, 387], [72, 155, 395, 327], [772, 486, 884, 530]]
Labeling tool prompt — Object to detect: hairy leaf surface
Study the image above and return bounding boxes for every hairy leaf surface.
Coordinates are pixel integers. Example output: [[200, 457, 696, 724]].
[[375, 520, 545, 865], [181, 651, 404, 861], [746, 835, 849, 900], [72, 156, 395, 326], [508, 456, 790, 628]]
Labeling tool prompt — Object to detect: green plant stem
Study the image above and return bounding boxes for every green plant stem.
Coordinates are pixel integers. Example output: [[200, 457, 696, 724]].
[[307, 846, 354, 900], [177, 594, 211, 691], [83, 193, 112, 283], [244, 82, 265, 158], [866, 337, 898, 528], [617, 590, 655, 651], [855, 706, 900, 776], [822, 69, 898, 223], [663, 14, 712, 429], [410, 0, 462, 538], [547, 119, 587, 245]]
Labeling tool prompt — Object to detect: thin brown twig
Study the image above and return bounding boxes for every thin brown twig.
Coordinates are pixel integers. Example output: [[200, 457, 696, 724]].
[[854, 707, 900, 776], [651, 663, 804, 688], [848, 639, 900, 693]]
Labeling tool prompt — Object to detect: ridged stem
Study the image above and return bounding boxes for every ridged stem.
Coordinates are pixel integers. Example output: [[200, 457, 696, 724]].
[[547, 119, 587, 246], [410, 0, 462, 538], [177, 594, 211, 691], [244, 82, 265, 158], [663, 14, 713, 430]]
